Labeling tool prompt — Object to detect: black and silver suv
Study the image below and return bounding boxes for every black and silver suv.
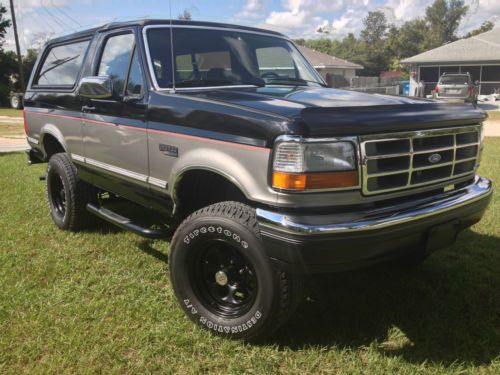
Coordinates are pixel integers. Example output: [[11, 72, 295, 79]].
[[24, 20, 492, 341]]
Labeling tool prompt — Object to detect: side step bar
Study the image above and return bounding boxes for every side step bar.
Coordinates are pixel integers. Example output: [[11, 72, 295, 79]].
[[86, 203, 169, 239]]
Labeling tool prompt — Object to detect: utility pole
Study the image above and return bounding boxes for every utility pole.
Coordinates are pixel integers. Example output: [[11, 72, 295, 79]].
[[9, 0, 25, 90]]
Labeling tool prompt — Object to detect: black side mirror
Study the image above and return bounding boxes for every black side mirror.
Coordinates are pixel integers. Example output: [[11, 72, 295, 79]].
[[78, 76, 113, 99]]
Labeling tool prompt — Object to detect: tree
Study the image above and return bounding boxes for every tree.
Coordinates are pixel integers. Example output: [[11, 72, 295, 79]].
[[178, 9, 192, 20], [425, 0, 469, 47], [465, 20, 494, 37], [0, 2, 11, 46], [359, 11, 391, 75]]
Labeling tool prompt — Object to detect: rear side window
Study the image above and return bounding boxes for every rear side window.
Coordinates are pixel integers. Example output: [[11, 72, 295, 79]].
[[35, 40, 90, 86], [98, 33, 135, 96]]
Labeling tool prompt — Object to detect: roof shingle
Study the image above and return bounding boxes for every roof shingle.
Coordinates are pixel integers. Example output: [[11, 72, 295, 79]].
[[298, 45, 363, 69], [401, 28, 500, 64]]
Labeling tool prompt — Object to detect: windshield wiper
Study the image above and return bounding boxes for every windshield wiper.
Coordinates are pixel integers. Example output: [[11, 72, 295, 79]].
[[39, 55, 80, 79], [266, 77, 327, 87], [175, 78, 265, 88]]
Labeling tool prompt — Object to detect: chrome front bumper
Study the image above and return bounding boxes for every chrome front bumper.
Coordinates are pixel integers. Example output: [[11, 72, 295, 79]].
[[257, 176, 492, 236]]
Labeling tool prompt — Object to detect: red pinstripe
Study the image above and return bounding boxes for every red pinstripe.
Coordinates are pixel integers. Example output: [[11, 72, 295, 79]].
[[25, 110, 271, 153]]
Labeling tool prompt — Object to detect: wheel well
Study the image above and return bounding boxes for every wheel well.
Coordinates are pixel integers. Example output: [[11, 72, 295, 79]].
[[175, 170, 248, 218], [42, 134, 65, 160]]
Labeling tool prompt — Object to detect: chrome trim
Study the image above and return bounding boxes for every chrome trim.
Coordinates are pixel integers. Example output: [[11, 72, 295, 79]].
[[72, 153, 169, 187], [86, 157, 149, 182], [148, 176, 168, 188], [359, 125, 482, 195], [271, 135, 362, 193], [27, 136, 38, 145], [257, 176, 492, 236], [71, 153, 85, 163]]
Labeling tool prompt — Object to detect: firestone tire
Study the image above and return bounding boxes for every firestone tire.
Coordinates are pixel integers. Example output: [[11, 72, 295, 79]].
[[169, 201, 302, 341], [46, 153, 93, 231]]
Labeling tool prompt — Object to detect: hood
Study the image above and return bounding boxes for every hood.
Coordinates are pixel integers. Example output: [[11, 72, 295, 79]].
[[179, 86, 487, 137]]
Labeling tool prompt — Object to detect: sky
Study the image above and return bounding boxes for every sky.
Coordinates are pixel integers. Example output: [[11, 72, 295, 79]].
[[2, 0, 500, 52]]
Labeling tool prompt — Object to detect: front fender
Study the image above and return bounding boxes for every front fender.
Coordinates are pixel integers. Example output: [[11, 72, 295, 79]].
[[169, 145, 276, 207]]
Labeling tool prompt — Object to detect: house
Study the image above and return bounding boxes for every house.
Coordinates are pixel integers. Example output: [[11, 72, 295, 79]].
[[402, 28, 500, 97], [297, 45, 363, 87]]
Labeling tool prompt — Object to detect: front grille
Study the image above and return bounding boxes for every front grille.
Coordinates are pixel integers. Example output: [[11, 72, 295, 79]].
[[360, 125, 481, 195]]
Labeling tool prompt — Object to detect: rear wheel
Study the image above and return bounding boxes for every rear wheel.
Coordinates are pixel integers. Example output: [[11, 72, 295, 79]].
[[169, 201, 302, 341], [46, 153, 94, 231]]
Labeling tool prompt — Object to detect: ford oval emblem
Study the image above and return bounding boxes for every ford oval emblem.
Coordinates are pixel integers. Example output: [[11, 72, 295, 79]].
[[428, 153, 442, 163]]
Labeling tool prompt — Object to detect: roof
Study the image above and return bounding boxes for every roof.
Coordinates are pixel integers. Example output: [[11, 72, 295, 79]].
[[402, 28, 500, 64], [298, 45, 363, 69], [48, 19, 287, 45]]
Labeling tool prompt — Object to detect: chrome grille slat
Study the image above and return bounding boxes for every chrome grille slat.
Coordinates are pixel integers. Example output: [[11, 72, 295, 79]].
[[360, 125, 481, 195]]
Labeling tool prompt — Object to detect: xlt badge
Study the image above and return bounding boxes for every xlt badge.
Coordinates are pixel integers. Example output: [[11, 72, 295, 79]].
[[159, 144, 179, 157]]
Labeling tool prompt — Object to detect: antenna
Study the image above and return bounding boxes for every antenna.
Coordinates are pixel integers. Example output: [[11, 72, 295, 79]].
[[169, 0, 176, 92]]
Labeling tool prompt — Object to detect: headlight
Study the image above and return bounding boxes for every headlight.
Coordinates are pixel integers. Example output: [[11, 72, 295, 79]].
[[272, 138, 359, 191]]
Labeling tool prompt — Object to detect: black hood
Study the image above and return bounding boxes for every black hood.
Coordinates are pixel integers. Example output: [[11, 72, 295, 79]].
[[173, 86, 487, 138]]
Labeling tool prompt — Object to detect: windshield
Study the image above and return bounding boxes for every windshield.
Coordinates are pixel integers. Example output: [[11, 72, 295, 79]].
[[439, 75, 470, 85], [145, 27, 324, 89]]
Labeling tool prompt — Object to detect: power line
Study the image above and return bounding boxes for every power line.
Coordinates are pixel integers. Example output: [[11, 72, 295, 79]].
[[51, 0, 82, 27], [40, 0, 71, 31]]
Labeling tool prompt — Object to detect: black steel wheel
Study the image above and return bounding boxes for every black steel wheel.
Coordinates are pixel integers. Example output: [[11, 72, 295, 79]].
[[190, 239, 258, 318], [46, 153, 94, 231], [169, 201, 303, 341]]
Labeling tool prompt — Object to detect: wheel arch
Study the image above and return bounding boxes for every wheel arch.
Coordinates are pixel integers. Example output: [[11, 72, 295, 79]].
[[40, 124, 67, 159]]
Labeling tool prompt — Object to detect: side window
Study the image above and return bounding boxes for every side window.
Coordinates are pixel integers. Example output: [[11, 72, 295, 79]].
[[126, 48, 144, 95], [98, 33, 135, 96], [36, 40, 89, 86]]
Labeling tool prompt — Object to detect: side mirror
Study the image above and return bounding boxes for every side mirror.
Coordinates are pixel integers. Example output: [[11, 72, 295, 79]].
[[78, 76, 113, 99]]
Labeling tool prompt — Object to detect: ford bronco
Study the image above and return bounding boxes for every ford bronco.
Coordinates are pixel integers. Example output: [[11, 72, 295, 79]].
[[24, 20, 492, 341]]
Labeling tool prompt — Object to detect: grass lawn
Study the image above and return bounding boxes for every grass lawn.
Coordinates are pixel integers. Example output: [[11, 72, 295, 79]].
[[0, 107, 23, 117], [0, 141, 499, 374]]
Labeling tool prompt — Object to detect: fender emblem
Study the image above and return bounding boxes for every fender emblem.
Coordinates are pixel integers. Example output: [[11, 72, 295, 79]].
[[428, 153, 442, 164]]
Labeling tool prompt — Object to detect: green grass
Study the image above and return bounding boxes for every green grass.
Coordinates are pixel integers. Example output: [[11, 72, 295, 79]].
[[487, 111, 500, 120], [1, 141, 499, 374], [0, 107, 23, 117]]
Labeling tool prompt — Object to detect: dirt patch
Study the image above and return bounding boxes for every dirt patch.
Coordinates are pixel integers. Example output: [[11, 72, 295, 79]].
[[484, 119, 500, 137]]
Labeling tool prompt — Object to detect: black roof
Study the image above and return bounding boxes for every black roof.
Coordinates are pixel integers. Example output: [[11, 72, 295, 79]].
[[48, 19, 286, 45]]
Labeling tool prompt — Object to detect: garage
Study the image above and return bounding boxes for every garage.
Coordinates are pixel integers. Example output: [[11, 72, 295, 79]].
[[402, 28, 500, 97]]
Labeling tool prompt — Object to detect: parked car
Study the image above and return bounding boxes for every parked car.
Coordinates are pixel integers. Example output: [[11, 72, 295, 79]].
[[433, 72, 478, 103], [24, 20, 492, 341]]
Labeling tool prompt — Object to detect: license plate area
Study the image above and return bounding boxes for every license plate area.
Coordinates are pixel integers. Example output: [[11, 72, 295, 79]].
[[425, 220, 460, 252]]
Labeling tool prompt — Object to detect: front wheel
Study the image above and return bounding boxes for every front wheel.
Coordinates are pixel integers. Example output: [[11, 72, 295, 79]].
[[169, 201, 302, 341]]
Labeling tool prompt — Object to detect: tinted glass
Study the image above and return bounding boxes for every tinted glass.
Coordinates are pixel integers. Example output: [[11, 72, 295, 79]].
[[146, 28, 322, 88], [98, 33, 135, 96], [439, 75, 470, 85], [36, 40, 89, 86], [127, 48, 144, 95]]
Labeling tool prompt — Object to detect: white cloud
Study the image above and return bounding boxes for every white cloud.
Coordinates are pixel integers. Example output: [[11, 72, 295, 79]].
[[236, 0, 267, 19]]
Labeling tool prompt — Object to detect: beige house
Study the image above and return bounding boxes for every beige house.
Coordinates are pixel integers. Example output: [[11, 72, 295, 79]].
[[402, 28, 500, 97], [297, 45, 363, 87]]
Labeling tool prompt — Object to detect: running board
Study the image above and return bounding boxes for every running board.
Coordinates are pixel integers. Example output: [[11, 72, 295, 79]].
[[86, 203, 169, 239]]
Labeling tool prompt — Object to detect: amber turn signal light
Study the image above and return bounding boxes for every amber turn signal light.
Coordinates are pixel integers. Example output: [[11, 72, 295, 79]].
[[272, 171, 359, 190]]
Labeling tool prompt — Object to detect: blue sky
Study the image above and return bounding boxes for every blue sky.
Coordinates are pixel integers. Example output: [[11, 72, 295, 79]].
[[3, 0, 500, 52]]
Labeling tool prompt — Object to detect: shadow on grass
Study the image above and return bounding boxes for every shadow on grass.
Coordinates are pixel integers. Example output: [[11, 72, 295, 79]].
[[273, 229, 500, 367]]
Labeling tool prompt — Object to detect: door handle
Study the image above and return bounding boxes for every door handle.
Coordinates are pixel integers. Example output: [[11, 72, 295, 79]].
[[82, 105, 96, 112]]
